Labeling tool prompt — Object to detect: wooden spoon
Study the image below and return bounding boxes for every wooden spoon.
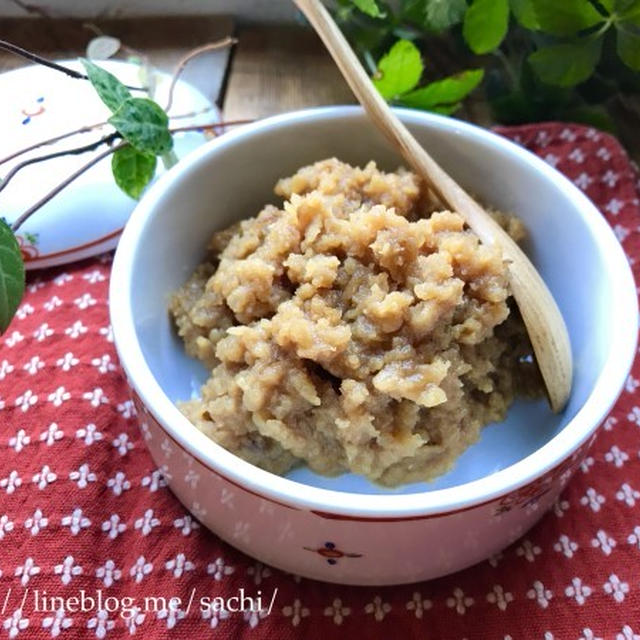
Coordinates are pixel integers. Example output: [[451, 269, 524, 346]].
[[293, 0, 572, 412]]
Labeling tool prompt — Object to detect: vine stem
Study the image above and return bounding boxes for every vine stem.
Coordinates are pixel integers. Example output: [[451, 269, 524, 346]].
[[11, 143, 127, 233], [0, 39, 146, 91]]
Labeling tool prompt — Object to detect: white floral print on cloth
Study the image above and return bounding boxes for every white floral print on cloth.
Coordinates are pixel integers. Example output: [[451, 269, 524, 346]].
[[0, 123, 639, 639]]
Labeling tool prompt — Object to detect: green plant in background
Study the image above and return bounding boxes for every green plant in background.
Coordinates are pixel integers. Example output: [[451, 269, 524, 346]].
[[334, 0, 640, 130]]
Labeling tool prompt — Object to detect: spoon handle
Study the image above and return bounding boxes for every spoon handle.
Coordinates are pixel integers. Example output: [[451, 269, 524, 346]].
[[293, 0, 572, 412]]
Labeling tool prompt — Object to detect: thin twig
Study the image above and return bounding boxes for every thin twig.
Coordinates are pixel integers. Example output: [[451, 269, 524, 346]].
[[169, 119, 253, 134], [11, 143, 126, 233], [0, 39, 147, 91], [165, 37, 237, 113], [0, 133, 120, 195]]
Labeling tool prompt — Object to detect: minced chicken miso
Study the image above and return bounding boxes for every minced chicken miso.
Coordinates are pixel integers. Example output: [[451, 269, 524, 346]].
[[170, 158, 543, 486]]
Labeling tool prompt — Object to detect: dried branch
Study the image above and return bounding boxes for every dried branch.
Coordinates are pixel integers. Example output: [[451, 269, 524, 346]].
[[11, 143, 126, 233], [169, 119, 253, 134], [0, 133, 120, 195], [165, 37, 237, 113], [0, 39, 146, 91]]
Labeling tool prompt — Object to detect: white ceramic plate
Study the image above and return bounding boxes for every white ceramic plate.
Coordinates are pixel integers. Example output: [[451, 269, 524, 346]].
[[0, 59, 218, 269]]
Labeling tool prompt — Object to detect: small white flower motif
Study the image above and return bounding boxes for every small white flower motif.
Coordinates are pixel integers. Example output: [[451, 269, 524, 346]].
[[584, 128, 601, 140], [61, 508, 90, 536], [535, 130, 550, 147], [553, 498, 570, 517], [605, 445, 629, 467], [580, 630, 603, 640], [580, 487, 605, 512], [69, 464, 97, 489], [3, 609, 29, 639], [574, 172, 593, 190], [446, 588, 474, 615], [244, 609, 268, 629], [626, 375, 640, 393], [191, 501, 207, 519], [281, 600, 308, 627], [565, 577, 592, 605], [54, 273, 73, 286], [559, 127, 577, 142], [116, 400, 136, 419], [543, 153, 559, 167], [184, 469, 200, 489], [605, 198, 624, 215], [604, 415, 618, 430], [554, 534, 579, 559], [568, 148, 585, 163], [516, 539, 541, 562], [527, 581, 552, 609], [15, 389, 37, 412], [123, 607, 145, 635], [87, 610, 114, 638], [9, 429, 30, 453], [1, 470, 22, 494], [617, 625, 640, 640], [202, 603, 230, 629], [165, 553, 195, 578], [24, 509, 48, 536], [33, 323, 54, 342], [83, 388, 108, 407], [130, 556, 152, 583], [15, 303, 34, 320], [207, 557, 235, 581], [602, 169, 619, 187], [596, 145, 611, 160], [160, 438, 174, 458], [95, 560, 121, 588], [0, 514, 14, 539], [32, 465, 56, 490], [247, 562, 271, 585], [0, 359, 14, 380], [603, 574, 629, 603], [40, 423, 63, 446], [76, 423, 102, 446], [581, 456, 595, 473], [15, 557, 40, 586], [106, 472, 130, 496], [173, 514, 199, 536], [42, 607, 72, 637], [22, 356, 44, 376], [405, 592, 432, 618], [140, 469, 167, 492], [363, 596, 391, 622], [56, 352, 79, 372], [135, 509, 159, 536], [112, 433, 133, 456], [627, 525, 640, 549], [486, 584, 513, 611], [233, 521, 250, 543], [221, 487, 235, 509], [101, 514, 126, 540], [54, 556, 82, 586], [591, 529, 616, 556], [156, 606, 185, 630], [74, 293, 96, 309], [616, 483, 640, 507], [91, 355, 116, 374], [323, 599, 350, 625], [64, 320, 87, 339], [43, 295, 63, 311], [47, 387, 71, 407], [6, 330, 25, 349], [82, 270, 106, 284], [99, 325, 113, 342]]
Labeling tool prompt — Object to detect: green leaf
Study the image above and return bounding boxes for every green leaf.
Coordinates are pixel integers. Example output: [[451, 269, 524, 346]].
[[530, 0, 603, 35], [373, 39, 423, 99], [429, 103, 462, 115], [424, 0, 467, 31], [399, 69, 484, 108], [617, 25, 640, 69], [108, 98, 173, 155], [351, 0, 385, 18], [111, 146, 157, 199], [0, 220, 25, 334], [619, 0, 640, 24], [81, 58, 132, 113], [529, 39, 602, 86], [510, 0, 540, 29], [463, 0, 510, 54]]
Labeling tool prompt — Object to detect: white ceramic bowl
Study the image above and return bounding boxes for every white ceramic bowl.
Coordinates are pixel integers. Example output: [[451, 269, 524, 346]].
[[110, 106, 637, 585]]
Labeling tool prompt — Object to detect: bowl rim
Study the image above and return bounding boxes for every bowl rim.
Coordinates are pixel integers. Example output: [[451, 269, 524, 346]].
[[110, 105, 638, 517]]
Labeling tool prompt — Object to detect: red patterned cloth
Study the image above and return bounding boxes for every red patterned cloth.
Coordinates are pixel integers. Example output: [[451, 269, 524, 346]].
[[1, 122, 639, 640]]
